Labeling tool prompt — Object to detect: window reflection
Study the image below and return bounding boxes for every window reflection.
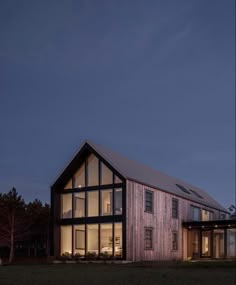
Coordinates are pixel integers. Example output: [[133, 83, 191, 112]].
[[87, 154, 99, 186], [74, 225, 85, 256], [74, 192, 85, 218], [61, 194, 72, 218], [101, 189, 113, 216], [61, 226, 72, 255], [87, 191, 99, 217]]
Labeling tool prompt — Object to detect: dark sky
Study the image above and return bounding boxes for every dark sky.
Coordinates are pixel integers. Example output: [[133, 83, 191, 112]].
[[0, 0, 235, 209]]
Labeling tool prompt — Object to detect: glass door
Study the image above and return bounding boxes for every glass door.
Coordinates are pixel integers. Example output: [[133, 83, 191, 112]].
[[213, 229, 225, 258], [201, 231, 212, 257]]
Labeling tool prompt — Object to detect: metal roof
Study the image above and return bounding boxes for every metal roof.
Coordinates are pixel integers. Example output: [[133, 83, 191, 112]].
[[52, 140, 228, 213]]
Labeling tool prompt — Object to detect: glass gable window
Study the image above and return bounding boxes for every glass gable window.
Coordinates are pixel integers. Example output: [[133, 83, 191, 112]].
[[64, 179, 72, 190], [87, 191, 99, 217], [172, 198, 179, 219], [61, 226, 72, 255], [74, 225, 85, 256], [61, 194, 72, 218], [74, 192, 85, 218], [115, 175, 122, 184], [101, 189, 113, 216], [101, 162, 113, 185], [145, 190, 153, 213], [190, 206, 200, 221], [100, 223, 113, 256], [73, 163, 85, 188], [87, 154, 99, 186], [115, 188, 122, 215]]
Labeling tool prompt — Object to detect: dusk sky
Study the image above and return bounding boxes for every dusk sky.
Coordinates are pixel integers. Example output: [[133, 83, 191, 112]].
[[0, 0, 235, 209]]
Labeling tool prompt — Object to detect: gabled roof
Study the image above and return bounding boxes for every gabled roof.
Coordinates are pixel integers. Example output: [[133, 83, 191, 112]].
[[52, 140, 228, 213]]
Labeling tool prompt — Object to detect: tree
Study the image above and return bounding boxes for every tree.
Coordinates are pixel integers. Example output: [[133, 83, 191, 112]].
[[0, 188, 29, 263], [27, 199, 50, 256]]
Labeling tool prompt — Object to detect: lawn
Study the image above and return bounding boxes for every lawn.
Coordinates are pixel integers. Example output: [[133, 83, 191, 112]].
[[0, 261, 235, 285]]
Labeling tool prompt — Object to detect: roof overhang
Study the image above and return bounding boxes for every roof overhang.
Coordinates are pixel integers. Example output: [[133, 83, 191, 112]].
[[182, 219, 236, 230]]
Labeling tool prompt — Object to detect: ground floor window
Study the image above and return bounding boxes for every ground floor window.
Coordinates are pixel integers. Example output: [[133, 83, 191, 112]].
[[187, 227, 236, 259], [60, 222, 123, 258], [144, 228, 153, 250], [227, 229, 236, 258], [172, 232, 178, 251]]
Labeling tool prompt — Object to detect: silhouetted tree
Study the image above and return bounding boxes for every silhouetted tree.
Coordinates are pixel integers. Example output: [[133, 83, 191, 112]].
[[0, 188, 29, 263], [27, 199, 50, 256]]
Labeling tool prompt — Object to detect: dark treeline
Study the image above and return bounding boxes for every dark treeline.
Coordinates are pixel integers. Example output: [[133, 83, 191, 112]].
[[0, 188, 50, 263]]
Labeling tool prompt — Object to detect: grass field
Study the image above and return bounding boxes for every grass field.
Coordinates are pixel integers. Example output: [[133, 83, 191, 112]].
[[0, 261, 235, 285]]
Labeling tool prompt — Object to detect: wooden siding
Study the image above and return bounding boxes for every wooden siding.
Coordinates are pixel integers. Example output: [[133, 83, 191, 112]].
[[126, 180, 222, 261]]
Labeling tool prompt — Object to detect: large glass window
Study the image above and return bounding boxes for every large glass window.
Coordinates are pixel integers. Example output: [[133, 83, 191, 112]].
[[64, 179, 72, 189], [201, 231, 212, 257], [73, 163, 85, 188], [145, 190, 153, 213], [227, 229, 236, 258], [187, 230, 200, 259], [87, 154, 99, 186], [100, 223, 113, 256], [101, 162, 113, 185], [61, 226, 72, 255], [213, 229, 225, 258], [101, 189, 113, 216], [74, 225, 85, 256], [87, 224, 99, 255], [115, 175, 122, 183], [145, 228, 153, 250], [202, 210, 213, 221], [61, 194, 72, 218], [114, 223, 122, 257], [115, 188, 122, 215], [87, 191, 99, 217], [74, 192, 85, 218], [190, 206, 200, 221], [172, 198, 179, 219]]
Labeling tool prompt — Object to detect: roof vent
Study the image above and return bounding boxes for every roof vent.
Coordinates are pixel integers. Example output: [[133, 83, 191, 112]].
[[176, 184, 191, 194]]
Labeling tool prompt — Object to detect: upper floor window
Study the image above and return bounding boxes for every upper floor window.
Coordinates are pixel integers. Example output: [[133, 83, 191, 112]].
[[144, 228, 153, 250], [145, 190, 153, 213], [202, 209, 213, 221], [220, 213, 226, 220], [172, 198, 179, 219], [190, 206, 201, 221], [172, 232, 178, 251]]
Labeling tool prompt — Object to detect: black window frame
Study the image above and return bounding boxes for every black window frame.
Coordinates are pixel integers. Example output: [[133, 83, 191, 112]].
[[144, 227, 153, 250], [172, 231, 178, 251], [145, 190, 153, 213], [190, 205, 201, 221], [172, 198, 179, 219]]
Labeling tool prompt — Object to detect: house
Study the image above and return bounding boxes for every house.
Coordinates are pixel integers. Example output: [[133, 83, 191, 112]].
[[51, 140, 236, 261]]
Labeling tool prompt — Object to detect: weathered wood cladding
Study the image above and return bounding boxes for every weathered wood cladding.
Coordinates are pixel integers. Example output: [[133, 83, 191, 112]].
[[126, 180, 222, 261]]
